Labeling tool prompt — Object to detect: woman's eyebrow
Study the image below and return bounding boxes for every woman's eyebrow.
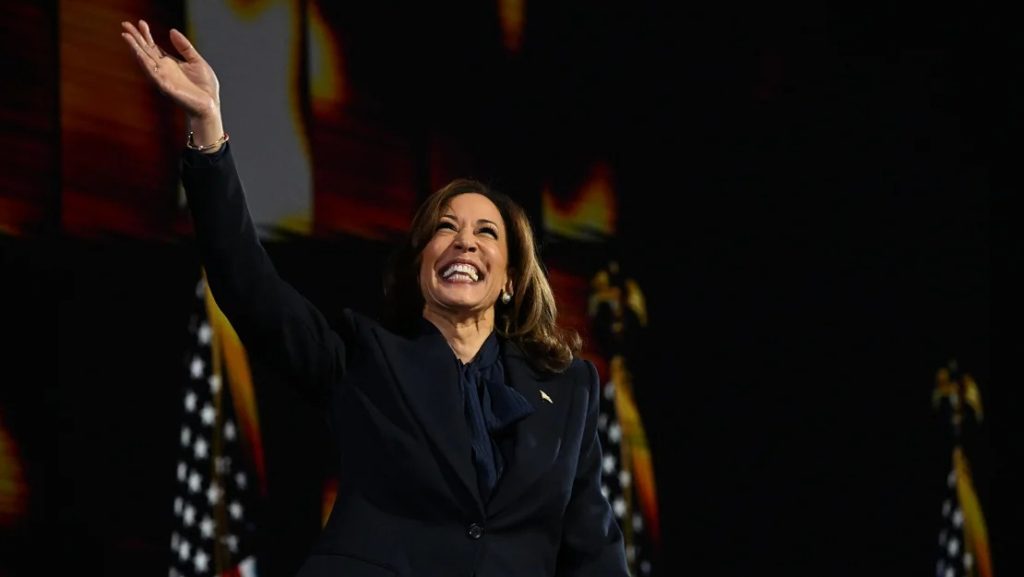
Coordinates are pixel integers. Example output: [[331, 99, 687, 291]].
[[441, 214, 499, 228]]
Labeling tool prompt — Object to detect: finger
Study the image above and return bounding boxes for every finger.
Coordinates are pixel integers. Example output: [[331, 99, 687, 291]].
[[169, 28, 202, 63], [120, 20, 146, 46], [139, 19, 157, 50], [121, 21, 158, 61], [121, 32, 159, 75]]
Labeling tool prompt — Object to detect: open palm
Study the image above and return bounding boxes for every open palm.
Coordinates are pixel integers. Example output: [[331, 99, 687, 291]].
[[121, 20, 220, 120]]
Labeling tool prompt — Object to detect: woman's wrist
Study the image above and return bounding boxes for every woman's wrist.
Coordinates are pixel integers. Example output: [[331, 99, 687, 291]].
[[187, 113, 226, 154], [187, 130, 229, 153]]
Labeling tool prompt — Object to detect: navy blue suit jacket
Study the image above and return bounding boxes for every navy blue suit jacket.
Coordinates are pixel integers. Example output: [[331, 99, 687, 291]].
[[182, 144, 629, 577]]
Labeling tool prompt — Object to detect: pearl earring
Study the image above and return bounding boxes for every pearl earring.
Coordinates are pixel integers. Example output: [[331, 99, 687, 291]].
[[501, 291, 512, 304]]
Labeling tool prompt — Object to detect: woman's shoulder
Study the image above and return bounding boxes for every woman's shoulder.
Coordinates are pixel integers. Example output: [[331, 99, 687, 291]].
[[558, 356, 603, 410], [570, 356, 601, 391], [564, 355, 594, 377], [334, 307, 382, 341], [549, 355, 600, 394], [338, 308, 431, 343]]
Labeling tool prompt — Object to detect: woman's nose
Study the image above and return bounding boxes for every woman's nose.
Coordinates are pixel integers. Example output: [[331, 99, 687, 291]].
[[453, 231, 477, 251]]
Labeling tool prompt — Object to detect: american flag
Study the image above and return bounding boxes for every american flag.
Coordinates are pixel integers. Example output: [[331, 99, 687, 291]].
[[936, 461, 971, 577], [170, 277, 261, 577], [597, 358, 658, 577], [588, 262, 661, 577], [932, 362, 993, 577]]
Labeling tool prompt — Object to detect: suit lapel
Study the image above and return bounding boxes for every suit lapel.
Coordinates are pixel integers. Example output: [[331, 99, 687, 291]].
[[372, 326, 484, 514], [487, 341, 573, 516]]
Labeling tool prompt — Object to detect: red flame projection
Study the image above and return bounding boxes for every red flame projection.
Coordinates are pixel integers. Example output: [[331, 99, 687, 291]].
[[541, 162, 618, 241]]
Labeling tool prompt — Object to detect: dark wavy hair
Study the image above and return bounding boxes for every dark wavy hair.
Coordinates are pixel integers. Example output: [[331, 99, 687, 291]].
[[383, 178, 580, 373]]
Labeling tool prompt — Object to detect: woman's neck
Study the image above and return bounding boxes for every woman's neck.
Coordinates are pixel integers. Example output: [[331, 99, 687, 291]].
[[423, 307, 494, 363]]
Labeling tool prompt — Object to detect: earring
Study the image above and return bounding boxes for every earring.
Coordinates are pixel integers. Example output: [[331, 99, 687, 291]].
[[501, 291, 512, 304]]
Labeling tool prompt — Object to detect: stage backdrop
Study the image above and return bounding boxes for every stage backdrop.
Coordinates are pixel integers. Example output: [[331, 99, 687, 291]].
[[1, 2, 1014, 577]]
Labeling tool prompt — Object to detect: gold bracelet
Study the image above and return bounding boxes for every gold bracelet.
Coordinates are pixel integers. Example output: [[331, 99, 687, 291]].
[[186, 131, 230, 151]]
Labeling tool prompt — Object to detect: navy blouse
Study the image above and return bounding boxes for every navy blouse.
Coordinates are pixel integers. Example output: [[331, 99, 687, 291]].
[[420, 320, 535, 502]]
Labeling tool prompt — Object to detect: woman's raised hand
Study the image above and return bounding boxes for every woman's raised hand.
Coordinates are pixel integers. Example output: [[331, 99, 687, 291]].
[[121, 20, 223, 141]]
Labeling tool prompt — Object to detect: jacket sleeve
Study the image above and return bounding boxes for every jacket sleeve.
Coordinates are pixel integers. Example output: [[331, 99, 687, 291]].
[[556, 360, 631, 576], [181, 143, 346, 401]]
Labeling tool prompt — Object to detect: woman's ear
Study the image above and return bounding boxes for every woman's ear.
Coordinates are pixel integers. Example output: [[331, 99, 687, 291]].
[[499, 276, 515, 305]]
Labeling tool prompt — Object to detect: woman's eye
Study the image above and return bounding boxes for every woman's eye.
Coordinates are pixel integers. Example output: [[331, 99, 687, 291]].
[[479, 227, 498, 238], [436, 221, 457, 231]]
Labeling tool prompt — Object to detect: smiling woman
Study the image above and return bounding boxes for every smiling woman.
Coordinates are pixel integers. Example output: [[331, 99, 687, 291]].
[[383, 178, 580, 373], [419, 192, 515, 350], [120, 17, 629, 577]]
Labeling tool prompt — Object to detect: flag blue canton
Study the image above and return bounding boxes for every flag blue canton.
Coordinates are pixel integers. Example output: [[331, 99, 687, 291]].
[[936, 467, 971, 577], [170, 278, 259, 577], [597, 378, 653, 577]]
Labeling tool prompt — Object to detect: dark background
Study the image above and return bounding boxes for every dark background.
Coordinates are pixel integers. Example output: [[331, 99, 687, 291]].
[[1, 2, 1017, 576]]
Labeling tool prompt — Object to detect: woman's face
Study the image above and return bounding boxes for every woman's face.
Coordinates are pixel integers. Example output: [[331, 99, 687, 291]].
[[419, 193, 511, 319]]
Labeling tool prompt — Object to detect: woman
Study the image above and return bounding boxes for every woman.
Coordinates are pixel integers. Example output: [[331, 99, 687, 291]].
[[121, 20, 629, 577]]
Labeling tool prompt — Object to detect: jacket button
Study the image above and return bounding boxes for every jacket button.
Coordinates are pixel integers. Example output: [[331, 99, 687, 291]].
[[467, 523, 484, 540]]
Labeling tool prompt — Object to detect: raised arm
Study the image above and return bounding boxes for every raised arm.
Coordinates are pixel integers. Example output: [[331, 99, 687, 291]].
[[121, 20, 346, 399]]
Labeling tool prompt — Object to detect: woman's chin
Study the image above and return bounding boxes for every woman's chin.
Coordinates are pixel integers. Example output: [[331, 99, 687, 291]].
[[430, 294, 492, 314]]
